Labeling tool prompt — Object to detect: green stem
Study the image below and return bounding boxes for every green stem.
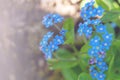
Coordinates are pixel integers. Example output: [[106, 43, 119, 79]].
[[83, 34, 87, 44], [72, 45, 78, 53]]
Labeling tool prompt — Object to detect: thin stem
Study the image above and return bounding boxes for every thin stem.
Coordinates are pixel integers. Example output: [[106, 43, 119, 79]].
[[83, 34, 87, 44], [54, 24, 61, 31], [72, 45, 78, 53]]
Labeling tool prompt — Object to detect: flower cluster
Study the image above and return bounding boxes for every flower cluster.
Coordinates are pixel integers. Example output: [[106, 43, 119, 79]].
[[40, 13, 66, 59], [78, 1, 104, 37], [42, 14, 64, 28], [78, 1, 113, 80]]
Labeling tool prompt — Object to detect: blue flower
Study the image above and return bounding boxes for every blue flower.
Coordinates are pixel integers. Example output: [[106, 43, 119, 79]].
[[92, 45, 103, 53], [102, 33, 113, 42], [49, 41, 58, 52], [40, 29, 66, 60], [41, 45, 51, 55], [84, 20, 91, 26], [84, 26, 93, 37], [90, 36, 101, 46], [88, 48, 98, 57], [102, 41, 111, 50], [87, 7, 94, 18], [96, 72, 106, 80], [80, 1, 112, 80], [90, 70, 98, 79], [96, 61, 108, 72], [42, 14, 53, 28], [45, 51, 52, 59], [91, 19, 101, 25], [96, 6, 104, 16], [42, 14, 64, 28], [85, 1, 94, 8], [59, 28, 67, 36], [96, 24, 107, 33], [53, 35, 64, 45], [89, 65, 95, 72], [80, 9, 88, 20], [77, 23, 85, 36], [40, 32, 54, 46], [52, 14, 64, 23], [80, 1, 95, 20]]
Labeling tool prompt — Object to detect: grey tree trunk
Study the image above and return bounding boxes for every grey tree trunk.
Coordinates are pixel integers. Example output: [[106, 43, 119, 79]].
[[0, 0, 47, 80]]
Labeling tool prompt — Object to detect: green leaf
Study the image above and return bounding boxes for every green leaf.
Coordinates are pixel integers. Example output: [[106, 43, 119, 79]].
[[78, 53, 90, 72], [63, 18, 75, 44], [54, 49, 75, 59], [111, 40, 120, 68], [78, 43, 91, 71], [106, 54, 115, 79], [80, 43, 91, 53], [62, 69, 78, 80], [96, 0, 110, 10], [106, 40, 120, 80], [101, 10, 120, 22], [78, 72, 92, 80], [48, 58, 78, 69]]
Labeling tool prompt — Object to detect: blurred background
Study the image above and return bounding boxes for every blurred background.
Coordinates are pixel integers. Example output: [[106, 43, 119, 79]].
[[0, 0, 81, 80]]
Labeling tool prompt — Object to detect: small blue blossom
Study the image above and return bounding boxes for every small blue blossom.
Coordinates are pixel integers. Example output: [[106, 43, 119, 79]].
[[96, 24, 107, 33], [84, 20, 91, 26], [96, 72, 106, 80], [90, 36, 101, 46], [84, 26, 93, 37], [49, 41, 58, 52], [88, 48, 98, 57], [91, 19, 101, 25], [102, 33, 113, 42], [96, 61, 108, 72], [96, 6, 104, 16], [53, 35, 64, 45], [92, 45, 103, 53], [42, 14, 53, 28], [90, 70, 98, 79], [59, 28, 67, 36], [52, 14, 64, 23], [85, 1, 94, 8], [80, 9, 88, 20], [77, 23, 85, 36], [87, 7, 95, 18], [102, 41, 111, 50], [45, 51, 52, 59], [42, 14, 64, 28], [40, 32, 54, 46], [41, 45, 51, 56], [89, 65, 95, 72]]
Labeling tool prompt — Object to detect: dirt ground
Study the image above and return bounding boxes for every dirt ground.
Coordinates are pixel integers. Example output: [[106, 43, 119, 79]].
[[0, 0, 80, 80]]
